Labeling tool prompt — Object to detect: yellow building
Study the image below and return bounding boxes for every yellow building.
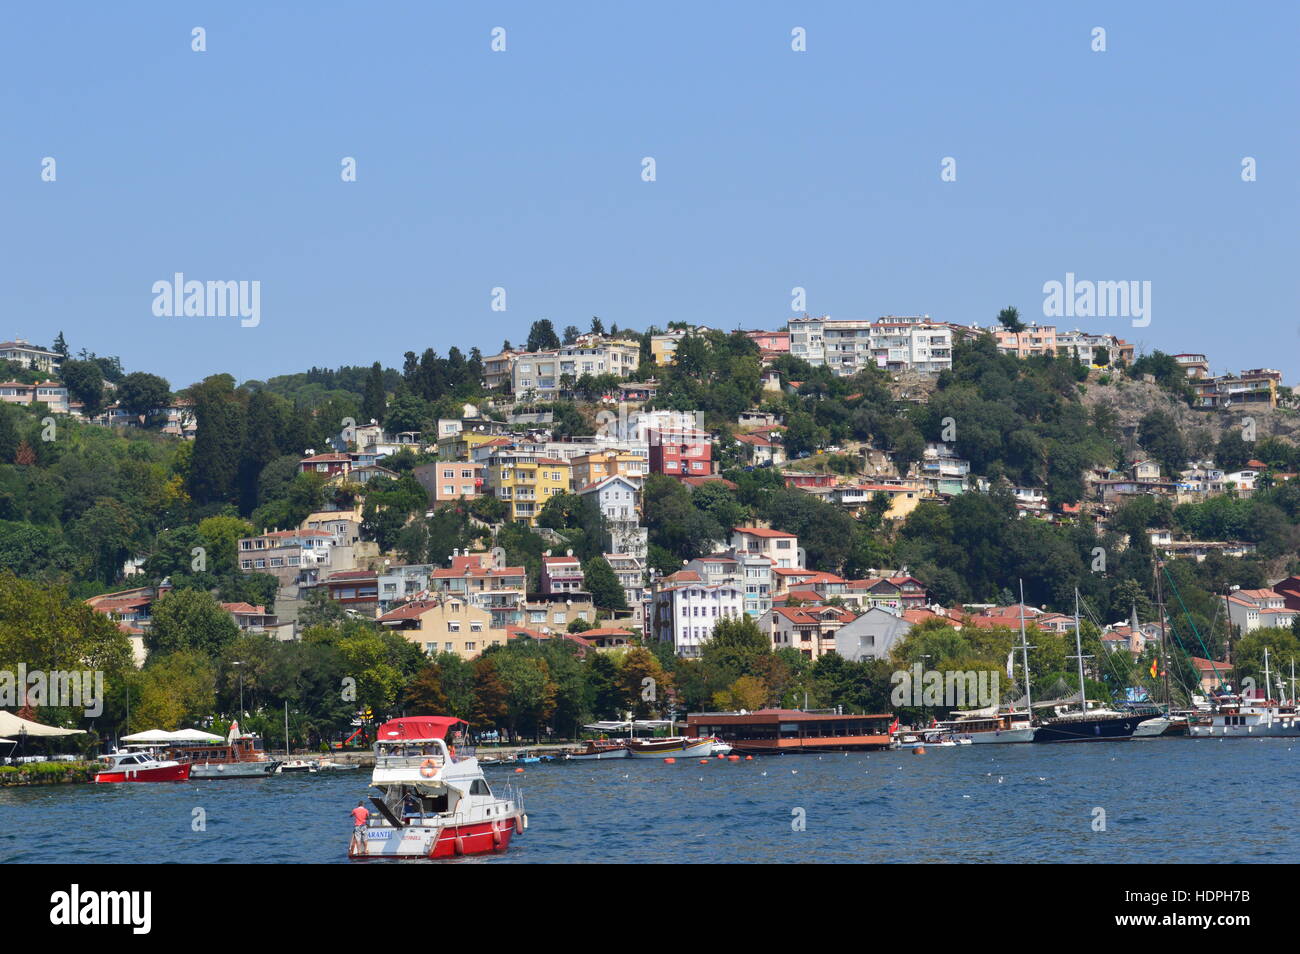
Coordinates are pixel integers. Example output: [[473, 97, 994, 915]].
[[571, 450, 648, 489], [437, 430, 505, 461], [484, 451, 571, 524], [375, 597, 500, 659]]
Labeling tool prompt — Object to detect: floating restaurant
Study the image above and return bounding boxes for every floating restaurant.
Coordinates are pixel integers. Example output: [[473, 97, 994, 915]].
[[685, 709, 896, 754]]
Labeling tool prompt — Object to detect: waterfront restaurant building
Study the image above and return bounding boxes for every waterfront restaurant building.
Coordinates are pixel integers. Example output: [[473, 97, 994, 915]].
[[686, 708, 896, 753]]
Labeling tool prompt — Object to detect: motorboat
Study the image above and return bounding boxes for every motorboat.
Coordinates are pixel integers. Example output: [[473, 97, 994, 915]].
[[94, 750, 192, 783], [348, 716, 526, 860]]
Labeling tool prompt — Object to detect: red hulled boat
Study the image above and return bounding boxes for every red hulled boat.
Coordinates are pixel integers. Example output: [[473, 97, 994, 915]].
[[94, 750, 192, 783]]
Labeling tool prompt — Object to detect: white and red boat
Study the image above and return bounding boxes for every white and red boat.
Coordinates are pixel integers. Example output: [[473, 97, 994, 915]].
[[626, 736, 720, 759], [348, 716, 527, 861], [94, 750, 192, 783]]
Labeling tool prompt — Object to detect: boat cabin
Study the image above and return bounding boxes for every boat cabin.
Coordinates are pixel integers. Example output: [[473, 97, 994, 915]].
[[686, 709, 896, 753]]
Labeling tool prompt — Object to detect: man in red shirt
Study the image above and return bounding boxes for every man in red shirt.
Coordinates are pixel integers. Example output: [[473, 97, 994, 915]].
[[351, 801, 368, 829]]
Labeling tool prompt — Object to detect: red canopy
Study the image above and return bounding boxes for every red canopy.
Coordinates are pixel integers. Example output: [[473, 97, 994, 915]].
[[375, 716, 468, 742]]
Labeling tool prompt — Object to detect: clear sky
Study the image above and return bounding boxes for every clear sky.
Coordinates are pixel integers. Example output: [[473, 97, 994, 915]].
[[3, 1, 1297, 388]]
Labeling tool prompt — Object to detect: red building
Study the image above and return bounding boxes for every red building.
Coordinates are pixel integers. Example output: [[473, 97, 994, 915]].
[[300, 452, 353, 478], [782, 471, 836, 489], [648, 427, 713, 479]]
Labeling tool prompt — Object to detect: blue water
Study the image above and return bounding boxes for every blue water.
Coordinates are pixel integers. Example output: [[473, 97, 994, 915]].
[[2, 740, 1296, 863]]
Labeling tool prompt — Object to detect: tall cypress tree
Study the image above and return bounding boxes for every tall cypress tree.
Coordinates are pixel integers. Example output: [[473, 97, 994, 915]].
[[189, 375, 244, 506], [363, 362, 386, 424]]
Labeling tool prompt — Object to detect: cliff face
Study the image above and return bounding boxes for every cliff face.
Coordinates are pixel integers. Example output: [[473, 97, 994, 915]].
[[1081, 378, 1300, 451]]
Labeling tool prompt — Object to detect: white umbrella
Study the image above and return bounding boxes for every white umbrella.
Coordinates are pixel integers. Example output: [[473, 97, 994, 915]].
[[120, 729, 176, 743], [170, 729, 223, 743], [0, 710, 87, 738]]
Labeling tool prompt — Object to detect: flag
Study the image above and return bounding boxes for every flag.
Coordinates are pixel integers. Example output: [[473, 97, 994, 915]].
[[1150, 657, 1159, 678]]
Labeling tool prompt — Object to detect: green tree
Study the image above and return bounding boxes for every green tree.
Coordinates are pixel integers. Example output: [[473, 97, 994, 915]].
[[146, 588, 241, 658]]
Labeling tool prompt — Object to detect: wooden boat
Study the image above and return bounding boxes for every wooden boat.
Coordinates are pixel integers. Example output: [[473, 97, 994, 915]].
[[169, 727, 282, 778], [566, 739, 630, 760], [626, 736, 718, 759]]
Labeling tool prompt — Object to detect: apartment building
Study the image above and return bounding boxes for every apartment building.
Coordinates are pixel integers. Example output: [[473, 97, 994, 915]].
[[759, 605, 855, 660], [511, 341, 640, 398], [788, 315, 952, 375], [649, 581, 745, 658], [685, 550, 774, 618], [429, 552, 527, 628], [570, 450, 648, 488], [731, 527, 800, 569], [605, 552, 647, 627], [481, 449, 571, 525], [413, 460, 484, 505], [0, 380, 71, 413], [377, 597, 498, 659], [541, 553, 584, 594], [647, 427, 713, 478], [1193, 370, 1281, 409], [1054, 330, 1134, 367], [0, 339, 61, 373], [1224, 588, 1298, 634]]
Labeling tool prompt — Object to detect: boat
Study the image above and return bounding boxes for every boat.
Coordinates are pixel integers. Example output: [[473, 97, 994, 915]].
[[1031, 590, 1153, 743], [316, 758, 360, 772], [566, 739, 630, 760], [94, 750, 192, 783], [932, 707, 1035, 744], [169, 723, 282, 778], [1189, 649, 1300, 738], [348, 716, 526, 860], [626, 736, 719, 759], [277, 759, 318, 774]]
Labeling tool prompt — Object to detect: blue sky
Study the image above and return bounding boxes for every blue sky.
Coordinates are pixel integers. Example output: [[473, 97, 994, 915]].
[[3, 1, 1297, 388]]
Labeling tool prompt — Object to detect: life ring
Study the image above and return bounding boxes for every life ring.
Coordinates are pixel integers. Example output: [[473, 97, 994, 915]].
[[420, 759, 436, 778]]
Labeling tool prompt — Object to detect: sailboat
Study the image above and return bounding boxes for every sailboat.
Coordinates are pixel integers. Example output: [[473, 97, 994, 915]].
[[1031, 590, 1155, 743]]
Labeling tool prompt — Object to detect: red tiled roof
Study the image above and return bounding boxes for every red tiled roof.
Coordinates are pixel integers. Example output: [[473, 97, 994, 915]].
[[733, 526, 796, 539]]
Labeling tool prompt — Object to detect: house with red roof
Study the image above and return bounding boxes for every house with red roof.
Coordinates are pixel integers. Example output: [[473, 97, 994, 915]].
[[759, 605, 855, 659], [376, 596, 497, 659]]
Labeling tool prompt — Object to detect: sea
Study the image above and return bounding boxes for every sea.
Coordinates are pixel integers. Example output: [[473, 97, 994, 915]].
[[3, 740, 1295, 864]]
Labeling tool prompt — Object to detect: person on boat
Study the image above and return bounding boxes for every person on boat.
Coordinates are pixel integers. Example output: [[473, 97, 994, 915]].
[[351, 801, 368, 832], [402, 792, 421, 817]]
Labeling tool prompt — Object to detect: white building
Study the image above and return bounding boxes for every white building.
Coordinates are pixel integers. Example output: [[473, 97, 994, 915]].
[[731, 527, 800, 569], [511, 341, 641, 398], [788, 315, 952, 376], [649, 581, 745, 658]]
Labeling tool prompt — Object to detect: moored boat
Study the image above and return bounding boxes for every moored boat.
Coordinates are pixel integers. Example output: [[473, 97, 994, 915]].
[[566, 739, 630, 760], [170, 723, 282, 778], [932, 707, 1034, 744], [94, 750, 192, 783], [1188, 650, 1300, 739], [349, 716, 526, 860], [626, 736, 718, 759]]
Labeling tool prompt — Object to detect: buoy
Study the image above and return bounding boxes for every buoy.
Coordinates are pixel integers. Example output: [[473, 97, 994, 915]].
[[699, 759, 709, 764], [453, 834, 466, 856], [514, 767, 524, 773], [664, 757, 676, 764], [514, 815, 525, 835], [492, 822, 504, 848], [420, 759, 437, 778], [716, 753, 725, 759], [913, 745, 926, 755], [744, 755, 753, 761], [728, 755, 740, 761]]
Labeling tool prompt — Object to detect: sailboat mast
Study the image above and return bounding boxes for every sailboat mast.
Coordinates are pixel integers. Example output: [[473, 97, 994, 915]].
[[1074, 590, 1087, 711], [1155, 562, 1172, 706], [1263, 648, 1272, 703], [1018, 580, 1032, 713]]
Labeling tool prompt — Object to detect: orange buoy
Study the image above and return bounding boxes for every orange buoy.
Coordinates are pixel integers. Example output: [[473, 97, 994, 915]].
[[728, 755, 740, 761], [744, 755, 753, 761], [716, 753, 725, 759], [664, 757, 676, 763], [514, 767, 525, 773], [913, 745, 926, 755], [699, 759, 708, 764]]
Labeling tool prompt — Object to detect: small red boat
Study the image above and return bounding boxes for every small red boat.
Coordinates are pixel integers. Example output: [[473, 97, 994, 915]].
[[94, 750, 192, 783]]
